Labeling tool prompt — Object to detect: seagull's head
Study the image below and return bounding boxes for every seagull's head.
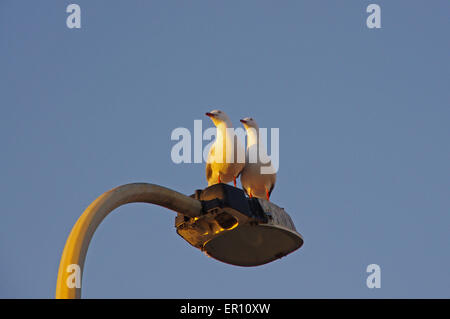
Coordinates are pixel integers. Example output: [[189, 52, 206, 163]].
[[205, 109, 231, 127], [240, 117, 259, 130]]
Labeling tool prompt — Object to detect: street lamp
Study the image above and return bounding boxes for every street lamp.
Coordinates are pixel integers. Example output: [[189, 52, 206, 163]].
[[55, 183, 303, 299]]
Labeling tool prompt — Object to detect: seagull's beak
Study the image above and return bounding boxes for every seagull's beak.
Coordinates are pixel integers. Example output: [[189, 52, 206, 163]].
[[240, 119, 247, 124], [205, 112, 214, 117]]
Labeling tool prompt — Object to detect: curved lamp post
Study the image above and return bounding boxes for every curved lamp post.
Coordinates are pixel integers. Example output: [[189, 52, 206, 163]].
[[55, 183, 303, 299]]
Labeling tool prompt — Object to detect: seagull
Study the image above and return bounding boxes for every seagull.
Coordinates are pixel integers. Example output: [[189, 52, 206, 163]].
[[240, 117, 277, 200], [205, 110, 245, 187]]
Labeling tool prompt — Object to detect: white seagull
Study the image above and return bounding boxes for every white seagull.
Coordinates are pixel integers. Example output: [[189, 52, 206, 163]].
[[240, 117, 277, 200], [205, 110, 245, 187]]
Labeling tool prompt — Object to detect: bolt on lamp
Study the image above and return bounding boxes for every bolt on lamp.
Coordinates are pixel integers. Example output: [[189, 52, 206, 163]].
[[55, 183, 303, 299]]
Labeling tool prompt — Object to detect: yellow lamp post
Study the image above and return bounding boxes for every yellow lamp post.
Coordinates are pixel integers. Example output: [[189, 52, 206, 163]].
[[55, 183, 303, 299]]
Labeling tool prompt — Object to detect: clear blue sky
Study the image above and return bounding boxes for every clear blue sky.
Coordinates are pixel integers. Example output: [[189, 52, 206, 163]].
[[1, 1, 449, 298]]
